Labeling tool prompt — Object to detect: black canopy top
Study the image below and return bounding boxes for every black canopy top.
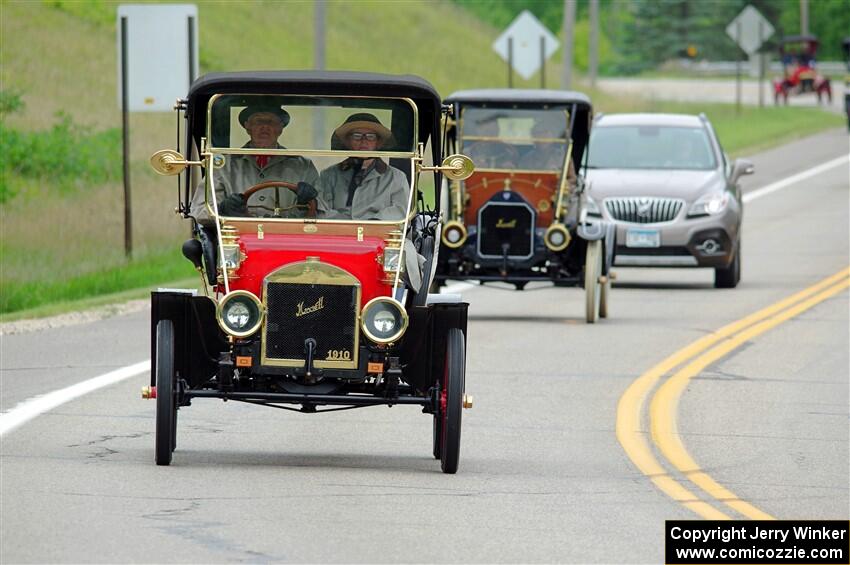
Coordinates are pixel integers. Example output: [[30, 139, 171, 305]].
[[445, 88, 592, 109], [445, 88, 593, 172], [186, 71, 442, 152]]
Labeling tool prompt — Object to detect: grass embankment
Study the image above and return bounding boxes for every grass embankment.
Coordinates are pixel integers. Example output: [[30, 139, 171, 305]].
[[0, 1, 843, 319], [585, 89, 845, 155]]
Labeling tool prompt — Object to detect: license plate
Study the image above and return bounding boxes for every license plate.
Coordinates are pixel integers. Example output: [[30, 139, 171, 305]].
[[626, 228, 660, 248]]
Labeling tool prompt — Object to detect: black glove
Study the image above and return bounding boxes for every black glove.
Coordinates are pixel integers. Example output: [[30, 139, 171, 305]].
[[295, 182, 318, 205], [218, 193, 247, 216]]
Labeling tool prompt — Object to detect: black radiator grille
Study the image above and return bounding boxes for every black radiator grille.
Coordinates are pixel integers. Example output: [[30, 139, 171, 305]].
[[264, 282, 357, 362], [478, 201, 535, 258], [604, 197, 684, 223]]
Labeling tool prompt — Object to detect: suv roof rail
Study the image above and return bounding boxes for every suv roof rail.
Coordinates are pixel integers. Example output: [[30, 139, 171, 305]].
[[698, 112, 708, 122]]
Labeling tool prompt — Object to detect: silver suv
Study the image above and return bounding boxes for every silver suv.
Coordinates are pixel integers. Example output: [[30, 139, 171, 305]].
[[585, 113, 753, 288]]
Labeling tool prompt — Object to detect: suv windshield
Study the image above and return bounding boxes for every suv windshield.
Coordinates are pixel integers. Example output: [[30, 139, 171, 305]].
[[587, 125, 716, 170], [200, 95, 416, 222], [460, 106, 570, 171]]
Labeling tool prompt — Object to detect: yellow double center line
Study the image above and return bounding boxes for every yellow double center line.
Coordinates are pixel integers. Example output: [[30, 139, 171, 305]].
[[617, 267, 850, 520]]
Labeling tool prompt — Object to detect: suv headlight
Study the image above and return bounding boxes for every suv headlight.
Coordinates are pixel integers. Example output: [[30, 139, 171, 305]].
[[217, 290, 263, 337], [361, 297, 408, 344], [688, 192, 729, 217]]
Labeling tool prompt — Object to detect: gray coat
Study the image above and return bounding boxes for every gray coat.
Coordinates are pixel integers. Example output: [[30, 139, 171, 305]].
[[191, 151, 324, 219], [318, 158, 410, 221]]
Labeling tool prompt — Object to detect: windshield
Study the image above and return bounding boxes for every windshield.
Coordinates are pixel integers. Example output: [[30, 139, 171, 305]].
[[460, 106, 570, 171], [587, 125, 716, 170], [201, 95, 416, 223]]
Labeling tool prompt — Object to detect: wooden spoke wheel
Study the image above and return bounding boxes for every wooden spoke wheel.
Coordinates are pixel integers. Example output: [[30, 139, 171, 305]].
[[584, 240, 602, 323]]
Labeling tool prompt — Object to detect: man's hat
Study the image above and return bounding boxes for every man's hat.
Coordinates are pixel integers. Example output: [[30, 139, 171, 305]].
[[238, 105, 290, 128], [333, 113, 395, 146]]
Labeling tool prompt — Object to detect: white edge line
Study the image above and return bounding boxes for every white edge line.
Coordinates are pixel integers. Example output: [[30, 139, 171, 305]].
[[0, 360, 151, 437], [743, 154, 849, 203], [4, 155, 844, 437]]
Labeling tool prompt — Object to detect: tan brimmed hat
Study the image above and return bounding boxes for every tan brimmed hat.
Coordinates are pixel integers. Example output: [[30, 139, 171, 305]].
[[333, 113, 395, 146]]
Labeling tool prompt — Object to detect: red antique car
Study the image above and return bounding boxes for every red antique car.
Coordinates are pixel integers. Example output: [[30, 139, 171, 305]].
[[147, 71, 475, 473], [773, 35, 832, 104]]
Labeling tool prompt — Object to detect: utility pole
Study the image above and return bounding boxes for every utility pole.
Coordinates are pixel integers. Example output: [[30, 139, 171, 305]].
[[561, 0, 576, 89], [800, 0, 809, 35], [587, 0, 599, 86], [588, 0, 599, 87], [313, 0, 325, 148]]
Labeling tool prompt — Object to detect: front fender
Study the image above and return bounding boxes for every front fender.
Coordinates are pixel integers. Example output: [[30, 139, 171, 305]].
[[578, 220, 616, 274], [151, 290, 227, 388]]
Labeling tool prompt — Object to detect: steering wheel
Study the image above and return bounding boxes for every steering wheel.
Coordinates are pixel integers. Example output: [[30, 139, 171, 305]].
[[241, 181, 317, 218]]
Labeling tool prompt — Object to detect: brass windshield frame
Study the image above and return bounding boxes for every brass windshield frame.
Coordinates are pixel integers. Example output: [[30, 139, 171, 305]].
[[204, 93, 421, 298], [203, 93, 419, 227], [458, 106, 573, 174]]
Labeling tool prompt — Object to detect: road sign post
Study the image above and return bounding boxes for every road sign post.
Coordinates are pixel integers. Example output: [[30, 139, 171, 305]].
[[758, 20, 765, 108], [736, 21, 742, 114], [117, 4, 199, 259], [726, 5, 775, 113]]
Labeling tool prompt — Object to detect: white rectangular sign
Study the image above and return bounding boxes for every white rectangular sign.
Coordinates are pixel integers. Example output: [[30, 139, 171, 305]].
[[117, 4, 199, 112]]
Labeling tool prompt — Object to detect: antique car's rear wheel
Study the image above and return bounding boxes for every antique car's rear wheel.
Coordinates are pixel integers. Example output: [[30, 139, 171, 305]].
[[584, 240, 602, 323], [714, 239, 741, 289], [155, 319, 177, 466], [599, 276, 611, 319], [440, 328, 465, 474]]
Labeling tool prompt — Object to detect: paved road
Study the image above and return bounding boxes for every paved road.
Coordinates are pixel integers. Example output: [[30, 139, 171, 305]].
[[596, 77, 847, 113], [1, 129, 848, 562]]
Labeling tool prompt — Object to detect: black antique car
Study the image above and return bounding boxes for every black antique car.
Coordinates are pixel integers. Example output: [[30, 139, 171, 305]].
[[437, 89, 615, 322], [146, 71, 475, 473]]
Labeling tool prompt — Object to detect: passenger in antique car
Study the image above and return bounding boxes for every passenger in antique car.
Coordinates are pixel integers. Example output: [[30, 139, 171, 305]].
[[190, 104, 326, 219], [518, 119, 576, 186], [462, 115, 518, 169], [318, 113, 410, 221]]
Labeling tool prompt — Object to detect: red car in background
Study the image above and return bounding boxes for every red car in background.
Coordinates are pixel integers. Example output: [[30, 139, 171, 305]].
[[773, 35, 832, 104]]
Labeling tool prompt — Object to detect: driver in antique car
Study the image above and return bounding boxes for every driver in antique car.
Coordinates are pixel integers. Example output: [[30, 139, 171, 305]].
[[318, 113, 410, 221], [191, 104, 326, 219], [463, 115, 518, 169], [518, 118, 576, 189]]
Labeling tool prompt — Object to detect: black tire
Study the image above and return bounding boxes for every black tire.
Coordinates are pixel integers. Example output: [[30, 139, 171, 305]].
[[584, 240, 602, 323], [440, 328, 465, 474], [432, 394, 442, 460], [155, 320, 177, 465], [599, 276, 611, 319], [714, 239, 741, 289]]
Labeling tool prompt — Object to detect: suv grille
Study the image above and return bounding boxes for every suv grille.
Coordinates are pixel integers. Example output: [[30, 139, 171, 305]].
[[263, 282, 358, 368], [605, 197, 684, 224], [477, 199, 535, 259]]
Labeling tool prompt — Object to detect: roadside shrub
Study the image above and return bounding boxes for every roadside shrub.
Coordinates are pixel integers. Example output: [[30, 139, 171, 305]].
[[0, 113, 121, 204], [0, 90, 25, 117]]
